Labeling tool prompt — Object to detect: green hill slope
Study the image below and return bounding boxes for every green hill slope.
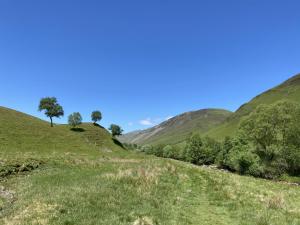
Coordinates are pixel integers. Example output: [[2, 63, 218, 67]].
[[0, 106, 123, 156], [0, 106, 299, 225], [119, 109, 232, 145], [207, 73, 300, 139]]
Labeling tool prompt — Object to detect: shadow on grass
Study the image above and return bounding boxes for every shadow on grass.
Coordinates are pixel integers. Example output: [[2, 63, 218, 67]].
[[112, 137, 125, 149], [70, 127, 85, 132], [93, 122, 105, 129]]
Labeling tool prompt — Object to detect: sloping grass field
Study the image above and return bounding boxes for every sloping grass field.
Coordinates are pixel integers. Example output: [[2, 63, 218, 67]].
[[143, 109, 232, 145], [119, 109, 232, 145], [0, 107, 299, 224], [207, 74, 300, 140]]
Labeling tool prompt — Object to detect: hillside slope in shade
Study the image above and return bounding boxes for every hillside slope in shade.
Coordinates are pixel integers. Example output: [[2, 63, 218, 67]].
[[119, 109, 232, 145]]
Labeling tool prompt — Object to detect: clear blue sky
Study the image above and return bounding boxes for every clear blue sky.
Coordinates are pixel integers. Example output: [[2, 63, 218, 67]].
[[1, 0, 300, 132]]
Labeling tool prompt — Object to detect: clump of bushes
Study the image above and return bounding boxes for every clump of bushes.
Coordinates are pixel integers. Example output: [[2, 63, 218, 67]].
[[183, 134, 220, 165], [217, 100, 300, 178], [136, 100, 300, 180], [138, 134, 221, 166], [216, 137, 263, 177]]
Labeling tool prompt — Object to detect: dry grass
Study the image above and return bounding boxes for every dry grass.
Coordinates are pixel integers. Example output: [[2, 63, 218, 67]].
[[4, 200, 58, 225], [133, 216, 153, 225], [266, 193, 286, 209]]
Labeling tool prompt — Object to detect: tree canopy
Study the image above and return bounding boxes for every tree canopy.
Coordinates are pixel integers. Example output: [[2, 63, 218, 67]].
[[108, 124, 123, 136], [238, 100, 300, 176], [91, 111, 102, 124], [38, 97, 64, 127], [68, 112, 82, 128]]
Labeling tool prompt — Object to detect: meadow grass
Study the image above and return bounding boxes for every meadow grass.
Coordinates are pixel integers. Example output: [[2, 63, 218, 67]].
[[1, 151, 300, 225], [0, 107, 300, 224]]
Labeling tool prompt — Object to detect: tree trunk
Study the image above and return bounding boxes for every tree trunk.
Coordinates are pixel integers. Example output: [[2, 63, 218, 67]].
[[50, 117, 53, 127]]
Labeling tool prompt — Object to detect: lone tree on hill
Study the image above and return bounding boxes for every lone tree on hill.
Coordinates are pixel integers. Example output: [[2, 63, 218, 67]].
[[108, 124, 123, 136], [68, 112, 82, 128], [38, 97, 64, 127], [91, 111, 102, 124]]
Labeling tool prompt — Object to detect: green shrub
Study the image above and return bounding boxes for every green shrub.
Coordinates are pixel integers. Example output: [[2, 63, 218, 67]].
[[184, 133, 203, 164], [184, 134, 220, 165], [201, 136, 221, 164], [162, 145, 173, 158], [236, 150, 260, 175], [152, 144, 165, 157], [238, 100, 300, 177], [216, 136, 233, 168], [141, 145, 153, 154]]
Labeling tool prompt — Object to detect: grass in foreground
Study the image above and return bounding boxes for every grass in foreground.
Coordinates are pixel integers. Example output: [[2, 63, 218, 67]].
[[1, 151, 300, 225]]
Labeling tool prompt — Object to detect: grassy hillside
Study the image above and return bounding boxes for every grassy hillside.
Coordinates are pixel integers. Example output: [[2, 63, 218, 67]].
[[0, 106, 123, 156], [0, 106, 299, 225], [207, 73, 300, 139], [119, 109, 232, 145]]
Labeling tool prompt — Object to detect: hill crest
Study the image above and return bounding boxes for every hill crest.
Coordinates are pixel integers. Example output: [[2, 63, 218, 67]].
[[0, 106, 123, 155], [119, 108, 232, 145], [206, 73, 300, 139]]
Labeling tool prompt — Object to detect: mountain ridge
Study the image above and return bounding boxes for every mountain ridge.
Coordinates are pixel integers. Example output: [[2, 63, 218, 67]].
[[119, 108, 232, 145], [206, 73, 300, 139]]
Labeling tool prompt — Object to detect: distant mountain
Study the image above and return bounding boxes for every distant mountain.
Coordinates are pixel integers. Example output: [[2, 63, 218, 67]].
[[119, 109, 232, 145], [206, 73, 300, 139]]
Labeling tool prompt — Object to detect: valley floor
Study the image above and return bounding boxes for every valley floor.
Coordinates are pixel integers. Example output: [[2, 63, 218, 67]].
[[0, 149, 300, 225]]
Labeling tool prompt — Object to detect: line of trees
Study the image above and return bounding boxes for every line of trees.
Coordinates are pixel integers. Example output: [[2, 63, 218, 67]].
[[38, 97, 123, 136], [136, 100, 300, 179]]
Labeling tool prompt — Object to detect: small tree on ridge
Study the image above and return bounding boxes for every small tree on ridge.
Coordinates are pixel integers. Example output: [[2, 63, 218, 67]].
[[91, 111, 102, 124], [109, 124, 123, 137], [38, 97, 64, 127], [68, 112, 82, 128]]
